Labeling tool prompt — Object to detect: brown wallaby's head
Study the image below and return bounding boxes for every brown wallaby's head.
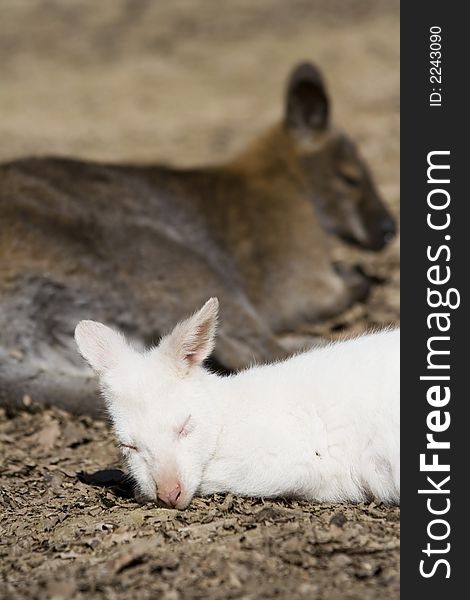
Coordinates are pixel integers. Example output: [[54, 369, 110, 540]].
[[284, 62, 396, 251]]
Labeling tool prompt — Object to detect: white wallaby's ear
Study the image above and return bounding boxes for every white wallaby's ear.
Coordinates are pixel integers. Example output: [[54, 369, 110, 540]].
[[160, 298, 219, 372], [75, 320, 129, 374]]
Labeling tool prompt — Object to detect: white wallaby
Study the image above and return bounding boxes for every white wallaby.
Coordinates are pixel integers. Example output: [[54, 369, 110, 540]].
[[75, 298, 400, 509]]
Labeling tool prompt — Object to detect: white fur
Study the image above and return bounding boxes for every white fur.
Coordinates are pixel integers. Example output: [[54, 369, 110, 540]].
[[75, 298, 400, 509]]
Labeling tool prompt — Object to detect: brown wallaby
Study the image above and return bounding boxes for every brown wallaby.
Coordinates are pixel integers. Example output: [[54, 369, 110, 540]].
[[0, 62, 395, 416]]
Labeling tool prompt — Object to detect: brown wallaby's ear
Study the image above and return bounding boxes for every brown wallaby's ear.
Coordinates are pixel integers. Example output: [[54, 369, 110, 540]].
[[284, 62, 329, 133]]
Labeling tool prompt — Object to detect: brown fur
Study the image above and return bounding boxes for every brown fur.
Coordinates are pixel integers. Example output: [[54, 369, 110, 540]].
[[0, 62, 395, 415]]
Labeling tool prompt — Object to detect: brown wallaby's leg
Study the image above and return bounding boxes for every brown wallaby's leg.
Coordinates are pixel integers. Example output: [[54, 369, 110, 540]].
[[0, 274, 127, 417], [249, 247, 373, 335], [331, 262, 373, 308], [297, 264, 372, 324]]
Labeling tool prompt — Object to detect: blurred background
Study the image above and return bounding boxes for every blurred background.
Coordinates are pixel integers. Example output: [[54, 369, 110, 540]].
[[1, 0, 400, 334], [1, 0, 398, 197]]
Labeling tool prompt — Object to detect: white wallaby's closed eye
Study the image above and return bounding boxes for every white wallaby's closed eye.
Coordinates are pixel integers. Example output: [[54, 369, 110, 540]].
[[176, 415, 193, 438], [74, 297, 399, 510]]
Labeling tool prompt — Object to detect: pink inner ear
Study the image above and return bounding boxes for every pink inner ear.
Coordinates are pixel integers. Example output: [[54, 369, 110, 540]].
[[184, 323, 211, 365], [185, 351, 198, 365], [162, 297, 218, 371]]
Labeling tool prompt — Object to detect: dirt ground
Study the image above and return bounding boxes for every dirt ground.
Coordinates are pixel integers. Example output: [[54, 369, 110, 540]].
[[0, 401, 400, 600], [0, 1, 399, 598]]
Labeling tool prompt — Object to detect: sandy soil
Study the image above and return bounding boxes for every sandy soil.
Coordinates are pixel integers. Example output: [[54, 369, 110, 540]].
[[0, 1, 399, 598]]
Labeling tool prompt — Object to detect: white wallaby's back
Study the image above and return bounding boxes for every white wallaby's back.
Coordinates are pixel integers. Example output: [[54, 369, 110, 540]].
[[75, 298, 399, 509], [205, 330, 399, 504]]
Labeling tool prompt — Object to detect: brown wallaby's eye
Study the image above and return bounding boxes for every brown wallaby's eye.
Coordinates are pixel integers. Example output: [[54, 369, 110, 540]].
[[177, 415, 193, 438], [339, 171, 361, 187]]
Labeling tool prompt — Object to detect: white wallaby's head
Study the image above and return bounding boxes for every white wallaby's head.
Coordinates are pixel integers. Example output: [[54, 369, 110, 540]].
[[74, 298, 220, 509]]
